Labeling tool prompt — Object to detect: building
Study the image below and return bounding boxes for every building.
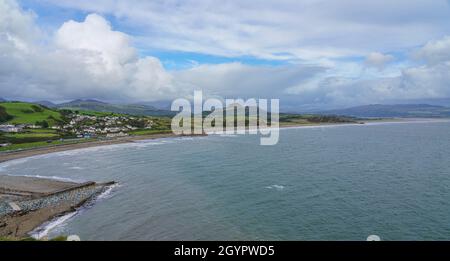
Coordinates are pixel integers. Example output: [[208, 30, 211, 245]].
[[106, 132, 128, 138], [0, 124, 22, 133]]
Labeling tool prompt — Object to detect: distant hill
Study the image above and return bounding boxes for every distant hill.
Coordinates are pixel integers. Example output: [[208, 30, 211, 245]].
[[0, 102, 62, 126], [56, 99, 175, 117], [136, 100, 172, 110], [35, 100, 56, 108], [320, 104, 450, 118], [0, 98, 5, 102]]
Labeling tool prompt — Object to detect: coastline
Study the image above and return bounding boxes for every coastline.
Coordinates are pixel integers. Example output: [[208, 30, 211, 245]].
[[0, 132, 180, 164], [1, 118, 448, 165], [1, 117, 449, 240]]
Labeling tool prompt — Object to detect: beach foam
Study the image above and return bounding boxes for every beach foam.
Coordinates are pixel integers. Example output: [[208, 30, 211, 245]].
[[30, 211, 77, 239], [265, 184, 285, 191], [5, 173, 81, 183], [96, 183, 119, 201]]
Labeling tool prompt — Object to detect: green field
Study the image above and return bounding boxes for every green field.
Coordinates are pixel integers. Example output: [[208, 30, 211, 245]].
[[27, 128, 58, 133], [0, 139, 93, 152], [4, 133, 59, 138], [0, 102, 62, 126]]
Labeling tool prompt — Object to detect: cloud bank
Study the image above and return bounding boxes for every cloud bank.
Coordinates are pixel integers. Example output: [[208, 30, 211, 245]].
[[0, 0, 324, 103], [365, 52, 394, 70], [1, 0, 450, 111], [41, 0, 450, 61], [0, 1, 178, 101]]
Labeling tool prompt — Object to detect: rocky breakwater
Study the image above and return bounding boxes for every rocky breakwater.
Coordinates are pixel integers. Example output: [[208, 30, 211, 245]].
[[0, 175, 115, 238]]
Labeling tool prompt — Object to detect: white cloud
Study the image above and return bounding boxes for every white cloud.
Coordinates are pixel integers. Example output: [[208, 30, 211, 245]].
[[55, 14, 136, 73], [41, 0, 450, 61], [0, 2, 177, 101], [414, 36, 450, 64], [284, 36, 450, 109], [1, 0, 450, 111], [174, 62, 326, 98], [365, 52, 394, 70], [0, 0, 326, 104], [127, 57, 176, 99], [0, 0, 39, 49]]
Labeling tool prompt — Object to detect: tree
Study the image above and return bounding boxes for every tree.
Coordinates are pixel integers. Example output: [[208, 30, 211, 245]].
[[35, 120, 49, 128], [0, 106, 13, 123], [31, 105, 44, 112]]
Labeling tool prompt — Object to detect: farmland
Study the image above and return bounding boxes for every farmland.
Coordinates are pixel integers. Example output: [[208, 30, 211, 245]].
[[0, 102, 62, 126]]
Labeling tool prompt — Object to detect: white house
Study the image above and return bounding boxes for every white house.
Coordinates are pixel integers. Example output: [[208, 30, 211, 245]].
[[106, 132, 128, 138], [0, 124, 21, 133]]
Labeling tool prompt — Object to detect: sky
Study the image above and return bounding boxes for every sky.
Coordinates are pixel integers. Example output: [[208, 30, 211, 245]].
[[1, 0, 450, 111]]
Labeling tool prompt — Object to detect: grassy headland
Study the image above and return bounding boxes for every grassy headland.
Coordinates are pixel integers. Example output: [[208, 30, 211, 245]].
[[0, 102, 62, 126]]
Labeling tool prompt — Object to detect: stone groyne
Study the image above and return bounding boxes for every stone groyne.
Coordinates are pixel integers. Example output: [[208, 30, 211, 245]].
[[0, 176, 115, 238]]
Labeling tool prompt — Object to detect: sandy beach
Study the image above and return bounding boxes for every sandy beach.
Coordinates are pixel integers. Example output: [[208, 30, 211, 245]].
[[0, 132, 181, 164]]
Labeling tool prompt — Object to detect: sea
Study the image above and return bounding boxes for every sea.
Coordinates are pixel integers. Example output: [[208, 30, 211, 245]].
[[1, 119, 450, 240]]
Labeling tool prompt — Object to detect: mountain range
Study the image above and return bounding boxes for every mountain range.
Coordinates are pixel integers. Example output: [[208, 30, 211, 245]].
[[8, 98, 450, 118], [54, 99, 175, 117]]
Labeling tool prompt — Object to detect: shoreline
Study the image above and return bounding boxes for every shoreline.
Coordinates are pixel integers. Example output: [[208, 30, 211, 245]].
[[1, 118, 448, 165], [29, 182, 119, 239], [0, 132, 183, 164], [1, 117, 449, 239]]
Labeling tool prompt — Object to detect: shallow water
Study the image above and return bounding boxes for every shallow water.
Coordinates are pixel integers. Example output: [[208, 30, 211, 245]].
[[2, 121, 450, 240]]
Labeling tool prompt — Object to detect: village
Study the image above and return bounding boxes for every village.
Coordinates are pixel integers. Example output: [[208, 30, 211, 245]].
[[60, 113, 154, 138], [0, 113, 155, 148]]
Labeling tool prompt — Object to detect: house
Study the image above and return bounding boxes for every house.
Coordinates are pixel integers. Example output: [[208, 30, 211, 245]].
[[106, 132, 128, 138], [83, 133, 92, 139], [0, 124, 22, 133], [0, 143, 11, 147]]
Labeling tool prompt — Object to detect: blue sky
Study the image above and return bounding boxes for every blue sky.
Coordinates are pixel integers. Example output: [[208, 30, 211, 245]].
[[2, 0, 450, 110], [18, 0, 290, 69]]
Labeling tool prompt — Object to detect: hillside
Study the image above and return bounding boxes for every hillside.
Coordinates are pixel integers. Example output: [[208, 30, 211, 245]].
[[36, 100, 57, 108], [0, 106, 13, 123], [320, 104, 450, 118], [136, 100, 172, 110], [0, 102, 62, 126], [57, 99, 175, 117]]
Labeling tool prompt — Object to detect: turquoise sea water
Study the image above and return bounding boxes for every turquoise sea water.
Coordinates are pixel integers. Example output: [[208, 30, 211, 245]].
[[1, 120, 450, 240]]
